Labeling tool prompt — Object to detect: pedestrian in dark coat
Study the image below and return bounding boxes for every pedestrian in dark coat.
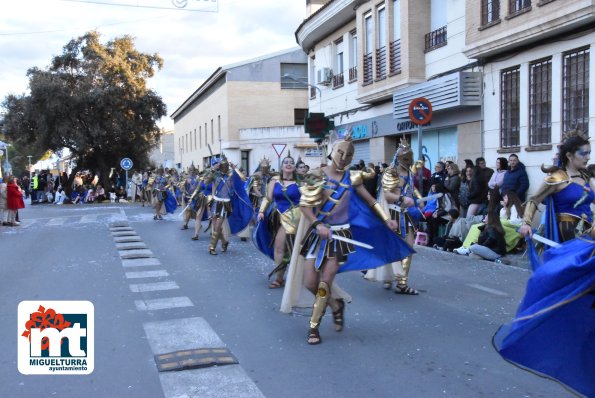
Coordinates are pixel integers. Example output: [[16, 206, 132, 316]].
[[500, 154, 530, 201]]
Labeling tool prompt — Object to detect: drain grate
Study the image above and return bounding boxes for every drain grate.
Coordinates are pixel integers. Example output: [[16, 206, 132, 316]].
[[154, 347, 238, 372]]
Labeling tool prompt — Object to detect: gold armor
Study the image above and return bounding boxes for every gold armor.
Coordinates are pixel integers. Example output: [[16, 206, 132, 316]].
[[309, 282, 329, 329]]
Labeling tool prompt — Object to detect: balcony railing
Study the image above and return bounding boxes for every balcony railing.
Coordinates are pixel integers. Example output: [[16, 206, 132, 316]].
[[310, 86, 317, 99], [389, 39, 401, 75], [375, 46, 387, 80], [425, 26, 447, 52], [349, 66, 357, 82], [332, 72, 344, 88], [363, 53, 373, 85]]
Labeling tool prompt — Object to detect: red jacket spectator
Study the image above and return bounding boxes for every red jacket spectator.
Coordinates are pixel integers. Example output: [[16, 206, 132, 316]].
[[7, 180, 25, 210]]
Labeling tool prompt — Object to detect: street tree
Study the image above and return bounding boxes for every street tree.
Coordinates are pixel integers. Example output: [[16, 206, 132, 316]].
[[1, 30, 167, 191]]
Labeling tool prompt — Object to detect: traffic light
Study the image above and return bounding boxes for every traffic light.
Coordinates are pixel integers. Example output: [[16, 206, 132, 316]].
[[304, 113, 334, 143]]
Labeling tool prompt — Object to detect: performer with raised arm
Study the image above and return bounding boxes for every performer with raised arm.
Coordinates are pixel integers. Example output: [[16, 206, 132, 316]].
[[255, 152, 301, 288], [282, 135, 414, 345], [519, 130, 593, 244], [189, 169, 213, 241], [207, 156, 253, 255]]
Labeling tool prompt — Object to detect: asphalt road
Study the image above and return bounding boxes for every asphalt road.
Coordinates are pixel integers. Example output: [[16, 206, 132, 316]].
[[0, 202, 573, 398]]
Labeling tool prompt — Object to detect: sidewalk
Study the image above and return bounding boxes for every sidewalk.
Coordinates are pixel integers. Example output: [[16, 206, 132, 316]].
[[415, 244, 531, 270]]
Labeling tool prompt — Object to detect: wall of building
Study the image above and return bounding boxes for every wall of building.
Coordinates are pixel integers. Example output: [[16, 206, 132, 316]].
[[482, 32, 595, 196]]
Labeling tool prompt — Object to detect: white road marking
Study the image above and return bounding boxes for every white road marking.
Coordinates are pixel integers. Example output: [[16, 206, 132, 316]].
[[466, 283, 508, 297], [135, 296, 193, 311], [143, 317, 265, 398], [121, 258, 161, 267], [46, 217, 67, 226], [125, 270, 169, 279], [129, 281, 179, 293]]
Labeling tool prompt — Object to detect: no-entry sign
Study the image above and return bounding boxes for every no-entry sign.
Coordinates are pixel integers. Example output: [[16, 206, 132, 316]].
[[408, 97, 433, 125]]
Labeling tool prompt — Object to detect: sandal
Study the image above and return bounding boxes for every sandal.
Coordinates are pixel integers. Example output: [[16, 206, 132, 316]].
[[208, 247, 217, 255], [221, 241, 229, 252], [181, 225, 188, 230], [332, 299, 345, 332], [268, 280, 285, 289], [383, 281, 392, 290], [307, 328, 321, 345], [191, 235, 199, 241], [395, 284, 419, 295]]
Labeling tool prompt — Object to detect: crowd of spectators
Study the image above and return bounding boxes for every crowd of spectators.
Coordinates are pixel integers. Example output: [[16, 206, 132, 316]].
[[413, 154, 530, 264]]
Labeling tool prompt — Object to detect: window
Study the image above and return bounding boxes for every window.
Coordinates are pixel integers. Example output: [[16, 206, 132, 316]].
[[333, 38, 345, 88], [194, 129, 197, 151], [500, 67, 520, 148], [281, 63, 308, 89], [509, 0, 531, 14], [241, 150, 250, 175], [294, 108, 308, 126], [376, 6, 387, 79], [199, 126, 202, 148], [349, 30, 357, 82], [529, 58, 552, 146], [390, 0, 401, 74], [218, 115, 221, 140], [363, 13, 373, 85], [563, 47, 589, 133], [481, 0, 500, 25], [211, 119, 214, 144], [186, 133, 188, 152]]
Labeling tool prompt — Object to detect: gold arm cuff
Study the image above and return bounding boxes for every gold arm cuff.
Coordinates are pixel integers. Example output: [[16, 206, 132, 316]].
[[259, 197, 271, 214], [522, 200, 538, 225], [371, 202, 390, 222]]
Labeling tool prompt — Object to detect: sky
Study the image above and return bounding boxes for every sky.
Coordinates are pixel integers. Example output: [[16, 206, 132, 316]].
[[0, 0, 307, 130]]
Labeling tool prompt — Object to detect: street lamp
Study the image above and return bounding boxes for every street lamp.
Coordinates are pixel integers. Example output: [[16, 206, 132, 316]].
[[282, 74, 322, 112], [27, 155, 32, 179]]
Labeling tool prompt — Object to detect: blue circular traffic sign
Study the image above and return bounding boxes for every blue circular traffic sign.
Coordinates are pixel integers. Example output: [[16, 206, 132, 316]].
[[120, 157, 133, 171], [408, 97, 433, 125]]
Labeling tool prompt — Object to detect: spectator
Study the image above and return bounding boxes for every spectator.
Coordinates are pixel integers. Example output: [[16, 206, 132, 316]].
[[95, 184, 106, 202], [0, 178, 7, 225], [6, 176, 25, 226], [424, 184, 448, 246], [488, 157, 508, 193], [468, 208, 508, 263], [500, 154, 530, 201], [463, 159, 474, 169], [53, 188, 68, 205], [430, 161, 447, 187], [458, 166, 473, 216], [466, 166, 487, 217], [444, 163, 461, 210], [30, 172, 38, 203], [476, 157, 494, 186], [22, 175, 30, 199], [432, 209, 462, 252], [357, 159, 366, 170], [412, 159, 431, 196]]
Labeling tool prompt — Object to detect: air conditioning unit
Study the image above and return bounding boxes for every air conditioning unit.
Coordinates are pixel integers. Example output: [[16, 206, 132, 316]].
[[316, 68, 333, 85]]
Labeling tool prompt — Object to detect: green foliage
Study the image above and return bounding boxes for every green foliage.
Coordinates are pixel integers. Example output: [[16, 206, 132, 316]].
[[1, 30, 167, 183]]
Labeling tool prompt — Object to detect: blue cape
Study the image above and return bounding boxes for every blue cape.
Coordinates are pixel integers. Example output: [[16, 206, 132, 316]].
[[494, 236, 595, 397], [227, 170, 254, 234]]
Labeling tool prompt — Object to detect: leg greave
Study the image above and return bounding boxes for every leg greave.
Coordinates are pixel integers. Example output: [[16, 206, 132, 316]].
[[309, 281, 329, 329], [396, 256, 412, 286]]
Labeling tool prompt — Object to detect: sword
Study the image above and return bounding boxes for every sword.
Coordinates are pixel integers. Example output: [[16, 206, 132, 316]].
[[330, 234, 373, 249], [531, 233, 561, 248], [416, 192, 443, 204]]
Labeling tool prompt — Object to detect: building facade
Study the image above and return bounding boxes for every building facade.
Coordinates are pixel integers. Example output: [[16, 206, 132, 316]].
[[170, 48, 310, 172], [297, 0, 482, 169], [464, 0, 595, 191]]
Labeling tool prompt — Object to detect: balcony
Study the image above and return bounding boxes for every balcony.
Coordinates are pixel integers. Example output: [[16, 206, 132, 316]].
[[348, 66, 357, 82], [425, 26, 447, 52], [389, 39, 401, 75], [375, 46, 387, 80], [332, 72, 344, 88], [363, 53, 373, 85]]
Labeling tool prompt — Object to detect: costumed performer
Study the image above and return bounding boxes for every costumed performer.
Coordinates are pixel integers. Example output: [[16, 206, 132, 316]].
[[255, 152, 301, 288], [207, 156, 253, 255], [281, 136, 414, 345], [519, 130, 593, 244], [493, 225, 595, 397], [365, 137, 423, 294]]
